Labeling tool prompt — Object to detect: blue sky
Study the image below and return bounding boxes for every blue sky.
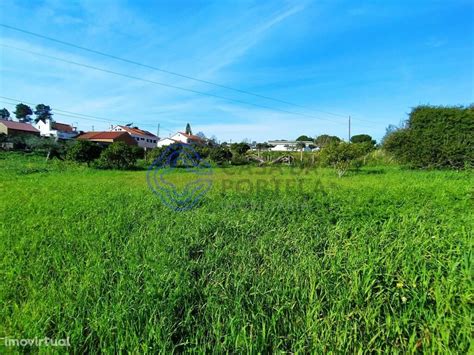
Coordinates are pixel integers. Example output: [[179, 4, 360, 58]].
[[0, 0, 472, 142]]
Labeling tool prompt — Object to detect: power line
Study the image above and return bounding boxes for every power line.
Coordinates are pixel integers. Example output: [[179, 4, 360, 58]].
[[0, 97, 176, 134], [2, 43, 377, 129], [0, 23, 380, 124], [0, 43, 344, 125]]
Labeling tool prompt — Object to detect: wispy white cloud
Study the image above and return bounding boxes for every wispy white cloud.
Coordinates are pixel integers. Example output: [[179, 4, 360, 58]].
[[1, 0, 471, 142], [200, 4, 306, 77], [425, 37, 447, 48]]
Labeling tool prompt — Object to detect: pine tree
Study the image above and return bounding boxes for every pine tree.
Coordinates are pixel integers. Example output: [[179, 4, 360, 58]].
[[185, 123, 192, 135], [0, 108, 10, 120], [34, 104, 53, 123], [14, 103, 33, 123]]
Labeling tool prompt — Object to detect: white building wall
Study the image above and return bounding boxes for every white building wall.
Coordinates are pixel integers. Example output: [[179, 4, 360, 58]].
[[157, 138, 177, 147], [170, 132, 190, 144], [270, 144, 291, 152], [35, 119, 55, 137], [34, 119, 77, 139], [130, 134, 158, 149], [268, 141, 313, 152]]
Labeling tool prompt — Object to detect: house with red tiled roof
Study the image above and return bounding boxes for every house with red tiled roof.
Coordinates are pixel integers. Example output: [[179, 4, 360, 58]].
[[111, 125, 158, 149], [0, 119, 40, 136], [157, 131, 205, 147], [76, 131, 137, 146], [35, 119, 78, 140]]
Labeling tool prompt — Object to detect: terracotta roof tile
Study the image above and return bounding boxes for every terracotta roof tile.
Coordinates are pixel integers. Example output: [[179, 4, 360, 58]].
[[0, 119, 39, 133], [178, 132, 205, 141], [78, 131, 129, 140], [52, 122, 74, 132], [117, 125, 157, 137]]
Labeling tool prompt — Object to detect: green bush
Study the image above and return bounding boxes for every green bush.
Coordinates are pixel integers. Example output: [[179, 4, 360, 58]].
[[383, 105, 474, 169], [320, 142, 370, 177], [66, 140, 102, 165], [146, 146, 165, 164], [350, 134, 376, 146], [209, 147, 232, 165], [131, 146, 145, 160], [314, 134, 341, 148], [2, 134, 35, 151], [230, 142, 250, 155], [95, 142, 137, 170], [194, 145, 212, 159], [230, 155, 248, 166], [146, 144, 206, 168]]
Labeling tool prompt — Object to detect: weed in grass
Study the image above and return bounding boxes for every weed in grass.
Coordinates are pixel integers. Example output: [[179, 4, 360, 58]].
[[0, 152, 472, 352]]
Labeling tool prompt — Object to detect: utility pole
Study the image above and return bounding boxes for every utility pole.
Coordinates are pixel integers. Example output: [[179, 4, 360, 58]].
[[348, 116, 351, 142], [92, 125, 94, 132], [157, 123, 160, 138]]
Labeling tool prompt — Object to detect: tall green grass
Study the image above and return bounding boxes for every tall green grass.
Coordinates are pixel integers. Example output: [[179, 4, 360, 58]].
[[0, 152, 472, 352]]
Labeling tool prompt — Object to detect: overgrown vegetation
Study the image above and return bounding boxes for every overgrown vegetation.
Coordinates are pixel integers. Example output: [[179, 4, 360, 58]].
[[94, 142, 137, 170], [0, 152, 471, 352], [320, 141, 374, 177], [66, 140, 102, 165], [383, 105, 474, 169], [4, 104, 472, 175]]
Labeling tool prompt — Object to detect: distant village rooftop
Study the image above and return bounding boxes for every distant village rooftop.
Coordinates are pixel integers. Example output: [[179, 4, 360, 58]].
[[0, 119, 39, 134], [77, 131, 137, 146], [114, 125, 157, 138]]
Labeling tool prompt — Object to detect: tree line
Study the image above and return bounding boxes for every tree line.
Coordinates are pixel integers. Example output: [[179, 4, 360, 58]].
[[1, 104, 471, 173], [0, 103, 53, 123]]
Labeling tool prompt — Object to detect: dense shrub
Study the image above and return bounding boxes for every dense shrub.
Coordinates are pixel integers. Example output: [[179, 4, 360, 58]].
[[320, 142, 371, 177], [66, 140, 102, 165], [146, 146, 165, 164], [383, 105, 474, 169], [149, 144, 233, 166], [1, 134, 35, 151], [95, 142, 137, 170], [209, 146, 232, 165], [0, 135, 69, 158], [29, 137, 68, 160], [314, 134, 341, 148], [194, 145, 212, 159], [146, 144, 207, 168], [230, 155, 248, 166], [350, 134, 376, 146], [230, 142, 250, 155], [131, 146, 145, 160]]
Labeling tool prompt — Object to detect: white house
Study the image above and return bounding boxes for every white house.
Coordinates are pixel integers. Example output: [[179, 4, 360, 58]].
[[35, 119, 77, 139], [267, 140, 314, 152], [157, 131, 205, 147], [111, 125, 158, 149], [157, 137, 179, 147]]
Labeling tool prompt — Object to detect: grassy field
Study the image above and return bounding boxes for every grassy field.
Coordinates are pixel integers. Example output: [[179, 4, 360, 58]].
[[0, 152, 472, 353]]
